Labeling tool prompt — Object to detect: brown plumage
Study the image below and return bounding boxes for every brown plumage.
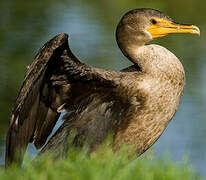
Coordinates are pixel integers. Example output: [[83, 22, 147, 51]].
[[5, 8, 200, 167]]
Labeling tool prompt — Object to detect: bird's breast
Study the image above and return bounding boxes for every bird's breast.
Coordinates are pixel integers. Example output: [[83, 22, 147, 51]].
[[113, 74, 185, 155]]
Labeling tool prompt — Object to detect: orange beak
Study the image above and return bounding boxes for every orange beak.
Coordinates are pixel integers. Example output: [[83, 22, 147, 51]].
[[146, 17, 200, 39]]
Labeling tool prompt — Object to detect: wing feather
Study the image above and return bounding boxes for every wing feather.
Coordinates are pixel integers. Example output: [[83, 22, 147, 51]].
[[5, 33, 69, 167], [5, 33, 135, 167]]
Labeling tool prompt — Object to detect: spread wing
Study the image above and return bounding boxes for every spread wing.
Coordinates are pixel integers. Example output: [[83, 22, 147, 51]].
[[5, 33, 121, 167], [5, 34, 69, 167]]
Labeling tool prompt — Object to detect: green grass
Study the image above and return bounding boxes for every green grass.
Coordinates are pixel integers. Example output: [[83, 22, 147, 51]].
[[0, 144, 204, 180]]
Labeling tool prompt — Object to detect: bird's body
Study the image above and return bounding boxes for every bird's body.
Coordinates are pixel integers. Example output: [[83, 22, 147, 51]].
[[5, 8, 199, 167], [114, 44, 185, 154]]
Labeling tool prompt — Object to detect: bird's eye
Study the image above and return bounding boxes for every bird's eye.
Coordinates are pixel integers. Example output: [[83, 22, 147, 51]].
[[151, 19, 157, 24]]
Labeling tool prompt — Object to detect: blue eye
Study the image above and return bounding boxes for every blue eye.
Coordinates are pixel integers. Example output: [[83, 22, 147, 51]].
[[151, 19, 157, 24]]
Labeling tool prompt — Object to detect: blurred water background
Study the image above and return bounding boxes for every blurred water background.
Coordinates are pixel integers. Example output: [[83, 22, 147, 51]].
[[0, 0, 205, 176]]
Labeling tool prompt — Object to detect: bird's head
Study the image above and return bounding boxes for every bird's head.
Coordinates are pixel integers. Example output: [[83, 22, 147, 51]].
[[116, 8, 200, 49]]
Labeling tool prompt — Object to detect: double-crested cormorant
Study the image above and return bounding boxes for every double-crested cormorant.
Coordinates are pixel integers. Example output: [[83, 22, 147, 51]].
[[5, 8, 200, 167]]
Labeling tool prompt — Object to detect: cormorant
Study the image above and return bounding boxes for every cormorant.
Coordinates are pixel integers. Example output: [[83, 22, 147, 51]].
[[5, 8, 200, 167]]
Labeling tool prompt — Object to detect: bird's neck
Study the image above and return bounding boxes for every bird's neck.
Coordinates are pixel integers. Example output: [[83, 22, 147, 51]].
[[119, 42, 185, 80], [116, 25, 149, 69]]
